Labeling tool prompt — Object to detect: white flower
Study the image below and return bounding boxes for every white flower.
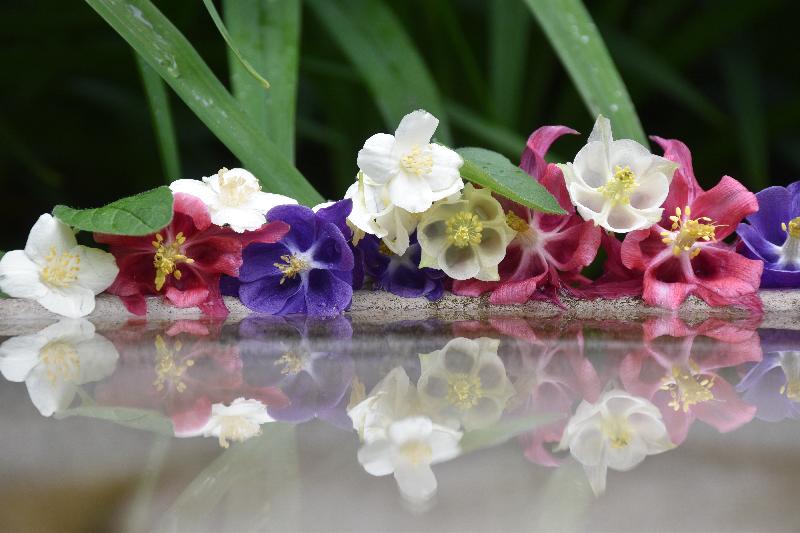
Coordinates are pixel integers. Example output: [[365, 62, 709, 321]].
[[191, 397, 275, 448], [348, 367, 462, 504], [344, 174, 419, 254], [557, 389, 674, 495], [170, 167, 297, 232], [357, 416, 462, 504], [0, 319, 118, 416], [558, 116, 678, 233], [357, 110, 464, 213], [0, 214, 118, 318], [417, 337, 515, 430], [417, 183, 516, 280]]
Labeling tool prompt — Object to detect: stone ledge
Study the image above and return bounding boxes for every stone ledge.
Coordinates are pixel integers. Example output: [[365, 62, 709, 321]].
[[1, 290, 798, 334]]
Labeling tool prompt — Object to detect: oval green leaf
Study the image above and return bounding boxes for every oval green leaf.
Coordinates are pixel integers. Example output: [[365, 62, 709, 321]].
[[53, 186, 173, 235], [457, 147, 566, 215]]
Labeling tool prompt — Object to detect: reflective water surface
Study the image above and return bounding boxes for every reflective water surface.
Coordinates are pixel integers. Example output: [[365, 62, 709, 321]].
[[1, 314, 798, 532]]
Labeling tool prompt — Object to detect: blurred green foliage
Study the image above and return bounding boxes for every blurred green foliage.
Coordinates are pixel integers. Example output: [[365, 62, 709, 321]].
[[1, 0, 797, 250]]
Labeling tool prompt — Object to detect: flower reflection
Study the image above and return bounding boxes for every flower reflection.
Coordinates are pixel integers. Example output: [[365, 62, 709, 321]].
[[0, 319, 118, 416], [417, 337, 515, 430], [557, 389, 673, 496], [349, 367, 462, 505], [238, 315, 354, 428], [190, 397, 275, 448], [94, 320, 287, 440], [620, 317, 761, 444], [737, 329, 800, 421]]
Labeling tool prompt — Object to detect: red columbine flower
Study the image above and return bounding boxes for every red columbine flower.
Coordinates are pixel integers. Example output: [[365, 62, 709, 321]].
[[620, 137, 763, 310], [95, 193, 289, 317], [452, 126, 601, 304]]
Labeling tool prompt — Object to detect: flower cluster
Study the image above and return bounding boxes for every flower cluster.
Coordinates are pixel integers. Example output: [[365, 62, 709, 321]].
[[0, 109, 790, 319]]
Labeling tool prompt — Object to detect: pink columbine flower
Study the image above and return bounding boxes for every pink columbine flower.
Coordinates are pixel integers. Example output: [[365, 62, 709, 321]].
[[620, 137, 763, 310], [452, 126, 601, 304]]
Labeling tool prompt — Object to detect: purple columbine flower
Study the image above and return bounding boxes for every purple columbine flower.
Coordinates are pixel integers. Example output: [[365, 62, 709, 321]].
[[359, 232, 445, 301], [736, 329, 800, 422], [238, 315, 355, 429], [737, 181, 800, 288], [223, 200, 355, 316]]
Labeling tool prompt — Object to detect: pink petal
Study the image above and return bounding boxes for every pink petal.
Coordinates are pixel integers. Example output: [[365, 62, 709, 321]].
[[173, 193, 212, 232], [689, 176, 759, 240], [520, 125, 578, 180], [165, 285, 211, 308], [488, 270, 550, 304], [642, 256, 697, 310], [691, 378, 756, 433], [691, 247, 763, 307], [544, 220, 601, 271], [451, 278, 497, 297], [650, 136, 702, 212]]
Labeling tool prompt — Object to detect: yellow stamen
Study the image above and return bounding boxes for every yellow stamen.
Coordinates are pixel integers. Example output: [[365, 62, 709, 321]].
[[216, 167, 261, 207], [216, 416, 262, 448], [505, 211, 530, 233], [782, 217, 800, 240], [399, 440, 433, 466], [660, 360, 715, 412], [378, 241, 394, 256], [598, 165, 639, 205], [600, 415, 632, 448], [153, 335, 194, 393], [660, 206, 722, 258], [39, 341, 80, 385], [274, 254, 310, 284], [400, 145, 434, 176], [41, 246, 81, 288], [446, 212, 483, 248], [275, 350, 304, 375], [779, 353, 800, 402], [152, 233, 194, 291], [446, 373, 483, 410]]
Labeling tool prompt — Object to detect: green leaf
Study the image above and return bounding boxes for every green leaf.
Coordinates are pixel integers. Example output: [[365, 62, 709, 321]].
[[202, 0, 270, 90], [53, 186, 173, 235], [307, 0, 452, 144], [524, 0, 647, 145], [135, 54, 181, 182], [223, 0, 300, 160], [457, 147, 566, 215], [55, 405, 174, 436], [84, 0, 322, 206], [460, 414, 555, 455]]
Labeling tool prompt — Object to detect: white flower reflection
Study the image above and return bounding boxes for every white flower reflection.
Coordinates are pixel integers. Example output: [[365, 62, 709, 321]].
[[0, 319, 118, 416], [348, 367, 462, 504], [193, 397, 275, 448], [557, 389, 674, 495]]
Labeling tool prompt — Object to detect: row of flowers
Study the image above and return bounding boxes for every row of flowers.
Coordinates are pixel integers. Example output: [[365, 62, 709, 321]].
[[2, 111, 798, 318], [2, 315, 796, 503]]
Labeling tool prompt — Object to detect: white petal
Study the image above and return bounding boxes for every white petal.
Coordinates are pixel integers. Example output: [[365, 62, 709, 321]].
[[573, 141, 611, 188], [357, 440, 395, 476], [210, 208, 266, 233], [428, 426, 463, 464], [393, 110, 439, 154], [608, 139, 654, 177], [584, 463, 609, 496], [569, 426, 605, 466], [378, 208, 417, 255], [24, 214, 77, 264], [74, 246, 118, 294], [0, 250, 48, 299], [0, 334, 46, 381], [629, 171, 670, 210], [587, 115, 614, 145], [345, 181, 386, 238], [74, 334, 119, 385], [36, 285, 96, 318], [605, 205, 650, 233], [38, 318, 96, 343], [394, 462, 437, 503], [440, 245, 480, 280], [570, 184, 607, 216], [25, 364, 78, 417], [357, 133, 399, 184], [389, 171, 434, 213], [244, 191, 297, 213], [427, 144, 464, 193], [169, 179, 218, 206], [388, 416, 433, 445]]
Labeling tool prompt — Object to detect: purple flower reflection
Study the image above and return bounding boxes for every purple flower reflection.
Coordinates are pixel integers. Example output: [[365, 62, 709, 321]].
[[737, 329, 800, 422], [238, 315, 354, 428]]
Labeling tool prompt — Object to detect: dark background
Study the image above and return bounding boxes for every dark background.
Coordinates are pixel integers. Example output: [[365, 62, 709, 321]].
[[1, 0, 797, 250]]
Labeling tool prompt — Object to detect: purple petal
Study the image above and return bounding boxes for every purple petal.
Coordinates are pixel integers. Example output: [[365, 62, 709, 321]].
[[305, 269, 353, 316], [312, 222, 354, 271], [747, 186, 794, 244], [219, 275, 241, 296], [736, 223, 781, 263], [315, 199, 353, 238], [760, 268, 800, 288], [239, 274, 302, 314], [268, 204, 316, 252], [240, 242, 289, 282]]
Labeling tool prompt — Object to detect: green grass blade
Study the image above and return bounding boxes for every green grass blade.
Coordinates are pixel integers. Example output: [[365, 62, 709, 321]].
[[135, 54, 181, 182], [84, 0, 322, 206], [201, 0, 270, 90], [489, 0, 531, 126], [307, 0, 452, 144], [223, 0, 300, 161], [524, 0, 646, 144]]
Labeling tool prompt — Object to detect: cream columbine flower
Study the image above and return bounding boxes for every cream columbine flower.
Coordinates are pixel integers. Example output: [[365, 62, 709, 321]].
[[170, 167, 297, 232], [417, 337, 515, 430], [344, 173, 419, 254], [0, 319, 118, 417], [0, 214, 118, 318], [348, 367, 462, 504], [417, 183, 516, 280], [193, 397, 274, 448], [557, 389, 674, 495], [356, 109, 464, 213], [559, 116, 678, 233]]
